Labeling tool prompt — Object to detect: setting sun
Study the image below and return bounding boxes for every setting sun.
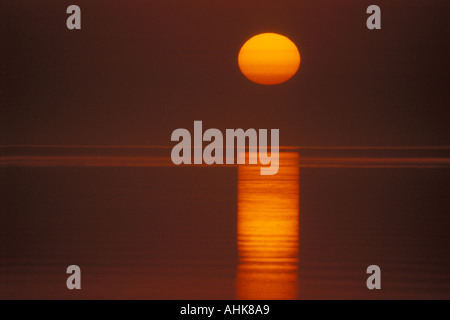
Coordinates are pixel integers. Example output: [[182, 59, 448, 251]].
[[238, 33, 301, 85]]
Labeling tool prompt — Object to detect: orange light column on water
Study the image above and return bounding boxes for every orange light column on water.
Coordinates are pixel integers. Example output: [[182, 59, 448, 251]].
[[237, 152, 299, 299]]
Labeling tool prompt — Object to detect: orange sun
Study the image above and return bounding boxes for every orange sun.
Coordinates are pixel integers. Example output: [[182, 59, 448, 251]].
[[238, 33, 301, 85]]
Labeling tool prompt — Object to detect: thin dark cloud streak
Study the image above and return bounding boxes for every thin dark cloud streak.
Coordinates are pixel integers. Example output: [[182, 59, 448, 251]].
[[1, 146, 449, 168]]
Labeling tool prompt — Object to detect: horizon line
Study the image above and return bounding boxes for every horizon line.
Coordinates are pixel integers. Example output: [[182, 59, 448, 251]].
[[1, 145, 449, 150]]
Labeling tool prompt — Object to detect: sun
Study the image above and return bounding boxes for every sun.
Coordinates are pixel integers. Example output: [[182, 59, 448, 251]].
[[238, 33, 301, 85]]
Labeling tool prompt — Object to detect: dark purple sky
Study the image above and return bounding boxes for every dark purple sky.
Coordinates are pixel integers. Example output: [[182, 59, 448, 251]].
[[2, 0, 449, 147]]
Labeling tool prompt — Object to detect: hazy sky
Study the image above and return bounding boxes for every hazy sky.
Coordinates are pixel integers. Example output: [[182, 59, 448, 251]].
[[2, 0, 449, 146]]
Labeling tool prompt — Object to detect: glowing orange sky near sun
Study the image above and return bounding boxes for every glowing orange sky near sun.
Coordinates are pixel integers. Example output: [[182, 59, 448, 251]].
[[238, 33, 301, 85]]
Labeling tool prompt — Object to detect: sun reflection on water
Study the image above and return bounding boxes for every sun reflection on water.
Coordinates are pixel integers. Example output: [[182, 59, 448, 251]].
[[237, 152, 299, 299]]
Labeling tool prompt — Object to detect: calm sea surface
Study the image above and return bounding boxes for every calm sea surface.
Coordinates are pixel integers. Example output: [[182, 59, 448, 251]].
[[1, 147, 449, 299]]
